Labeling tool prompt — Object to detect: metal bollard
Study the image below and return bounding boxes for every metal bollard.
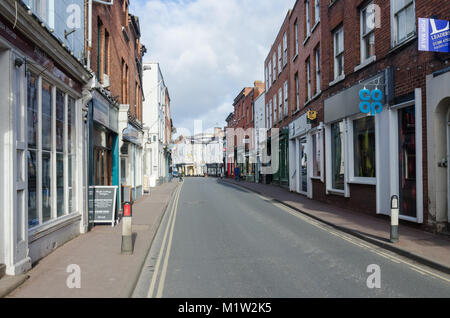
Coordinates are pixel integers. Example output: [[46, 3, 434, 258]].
[[121, 202, 133, 254], [390, 195, 399, 243]]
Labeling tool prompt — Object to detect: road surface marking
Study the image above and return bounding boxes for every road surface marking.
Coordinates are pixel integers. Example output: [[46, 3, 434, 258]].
[[156, 180, 182, 298], [255, 189, 450, 284], [147, 184, 182, 298]]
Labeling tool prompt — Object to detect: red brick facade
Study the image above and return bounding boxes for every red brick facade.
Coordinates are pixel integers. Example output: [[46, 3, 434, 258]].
[[88, 0, 144, 123]]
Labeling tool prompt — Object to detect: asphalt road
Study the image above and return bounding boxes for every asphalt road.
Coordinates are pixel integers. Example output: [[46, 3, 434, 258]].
[[133, 177, 450, 298]]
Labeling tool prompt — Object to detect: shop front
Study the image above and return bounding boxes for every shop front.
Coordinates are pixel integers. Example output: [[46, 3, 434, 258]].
[[0, 5, 91, 274], [120, 120, 144, 204], [271, 128, 290, 187], [288, 113, 324, 198], [88, 89, 120, 222]]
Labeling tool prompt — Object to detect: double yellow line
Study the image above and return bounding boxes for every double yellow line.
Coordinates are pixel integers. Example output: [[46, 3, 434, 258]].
[[147, 183, 183, 298]]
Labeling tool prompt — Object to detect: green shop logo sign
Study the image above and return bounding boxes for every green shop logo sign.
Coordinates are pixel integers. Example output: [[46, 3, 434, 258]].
[[359, 88, 383, 116]]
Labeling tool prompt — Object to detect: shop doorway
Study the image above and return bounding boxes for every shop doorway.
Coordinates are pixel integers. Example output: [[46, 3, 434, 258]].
[[299, 138, 308, 194], [447, 109, 450, 223], [398, 105, 417, 219]]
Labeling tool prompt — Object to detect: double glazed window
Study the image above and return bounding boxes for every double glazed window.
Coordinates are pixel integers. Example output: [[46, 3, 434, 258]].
[[331, 121, 345, 191], [27, 73, 77, 228], [361, 2, 375, 62], [333, 27, 344, 80], [353, 116, 376, 178], [392, 0, 415, 46]]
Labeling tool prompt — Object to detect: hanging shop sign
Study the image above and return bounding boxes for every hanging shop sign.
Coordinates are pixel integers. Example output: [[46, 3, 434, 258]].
[[307, 110, 317, 124], [418, 18, 450, 53], [359, 88, 383, 116]]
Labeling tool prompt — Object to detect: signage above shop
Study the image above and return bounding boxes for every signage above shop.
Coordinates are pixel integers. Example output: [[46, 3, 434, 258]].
[[307, 110, 317, 124], [359, 88, 383, 116], [123, 124, 142, 145], [419, 18, 449, 53], [289, 112, 312, 139]]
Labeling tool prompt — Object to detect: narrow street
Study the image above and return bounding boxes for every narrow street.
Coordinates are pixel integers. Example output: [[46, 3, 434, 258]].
[[134, 178, 450, 298]]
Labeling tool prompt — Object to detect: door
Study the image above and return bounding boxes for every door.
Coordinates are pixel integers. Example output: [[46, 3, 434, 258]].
[[398, 105, 417, 218], [447, 117, 450, 223]]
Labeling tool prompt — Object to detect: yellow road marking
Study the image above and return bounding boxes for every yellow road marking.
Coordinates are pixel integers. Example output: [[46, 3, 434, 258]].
[[156, 182, 182, 298], [147, 184, 182, 298], [259, 191, 450, 284]]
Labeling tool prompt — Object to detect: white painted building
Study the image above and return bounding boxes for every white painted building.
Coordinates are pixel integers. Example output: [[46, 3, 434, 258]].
[[142, 62, 171, 190]]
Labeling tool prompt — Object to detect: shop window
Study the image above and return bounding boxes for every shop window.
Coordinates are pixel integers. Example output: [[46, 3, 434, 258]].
[[312, 131, 321, 178], [331, 121, 345, 190], [353, 116, 376, 178], [27, 73, 39, 227]]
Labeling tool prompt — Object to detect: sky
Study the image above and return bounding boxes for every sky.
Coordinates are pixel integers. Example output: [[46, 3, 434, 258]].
[[131, 0, 295, 136]]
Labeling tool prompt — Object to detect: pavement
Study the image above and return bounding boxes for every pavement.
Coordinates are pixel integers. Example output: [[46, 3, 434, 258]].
[[221, 178, 450, 274], [4, 180, 179, 298], [134, 178, 450, 298]]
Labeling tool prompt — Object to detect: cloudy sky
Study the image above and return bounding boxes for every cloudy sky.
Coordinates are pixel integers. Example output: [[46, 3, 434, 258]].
[[131, 0, 294, 135]]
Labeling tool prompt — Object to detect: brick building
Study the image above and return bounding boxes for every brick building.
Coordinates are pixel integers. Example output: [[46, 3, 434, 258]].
[[261, 0, 450, 232], [264, 11, 292, 187], [87, 0, 146, 205]]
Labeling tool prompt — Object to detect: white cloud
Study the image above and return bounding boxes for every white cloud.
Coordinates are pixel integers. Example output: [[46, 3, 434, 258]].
[[132, 0, 294, 135]]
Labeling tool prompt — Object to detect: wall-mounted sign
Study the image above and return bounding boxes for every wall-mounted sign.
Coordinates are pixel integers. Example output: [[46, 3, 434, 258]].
[[307, 110, 317, 123], [359, 88, 383, 116], [419, 18, 449, 53]]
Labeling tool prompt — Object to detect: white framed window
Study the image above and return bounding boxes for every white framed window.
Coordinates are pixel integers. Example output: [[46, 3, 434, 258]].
[[269, 100, 273, 127], [333, 26, 344, 80], [273, 95, 277, 123], [315, 46, 321, 93], [305, 0, 311, 38], [273, 54, 277, 82], [391, 0, 415, 47], [311, 130, 322, 178], [268, 61, 272, 88], [278, 88, 283, 121], [265, 65, 269, 91], [278, 43, 282, 74], [284, 81, 289, 117], [315, 0, 320, 24], [26, 72, 78, 229], [361, 2, 375, 62], [306, 58, 311, 101], [328, 120, 345, 192], [295, 20, 299, 57], [295, 73, 300, 111], [283, 32, 288, 66], [349, 114, 376, 184]]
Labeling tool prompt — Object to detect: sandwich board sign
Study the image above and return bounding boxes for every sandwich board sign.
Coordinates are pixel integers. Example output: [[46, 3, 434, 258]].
[[418, 18, 450, 53], [88, 186, 118, 227]]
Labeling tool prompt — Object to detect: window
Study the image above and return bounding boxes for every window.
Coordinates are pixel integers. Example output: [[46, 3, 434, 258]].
[[269, 100, 273, 127], [273, 96, 277, 123], [295, 73, 300, 111], [272, 54, 277, 82], [27, 74, 77, 228], [306, 58, 311, 101], [284, 81, 288, 117], [333, 27, 344, 79], [278, 43, 282, 74], [361, 2, 375, 62], [278, 88, 283, 121], [104, 30, 110, 76], [294, 20, 299, 57], [305, 0, 311, 38], [392, 0, 415, 46], [268, 61, 272, 88], [312, 131, 321, 178], [331, 121, 345, 190], [315, 46, 321, 93], [315, 0, 320, 24], [265, 66, 269, 91], [353, 116, 376, 178], [283, 33, 288, 66]]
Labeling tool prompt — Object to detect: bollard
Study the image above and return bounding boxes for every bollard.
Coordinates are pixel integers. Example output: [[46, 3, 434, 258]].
[[121, 202, 133, 254], [390, 195, 399, 243]]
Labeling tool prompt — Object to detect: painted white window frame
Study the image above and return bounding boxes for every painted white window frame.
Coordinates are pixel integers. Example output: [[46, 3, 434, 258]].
[[325, 119, 350, 197], [305, 0, 311, 38], [278, 88, 283, 122], [278, 43, 282, 74], [315, 46, 321, 93], [333, 27, 344, 80], [310, 125, 324, 182], [295, 73, 300, 111], [268, 61, 272, 89], [283, 32, 288, 67], [390, 0, 416, 47], [348, 113, 377, 185], [273, 54, 277, 82], [294, 21, 299, 57], [306, 58, 311, 101], [284, 81, 289, 118], [360, 2, 375, 63], [265, 66, 269, 91], [315, 0, 320, 24]]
